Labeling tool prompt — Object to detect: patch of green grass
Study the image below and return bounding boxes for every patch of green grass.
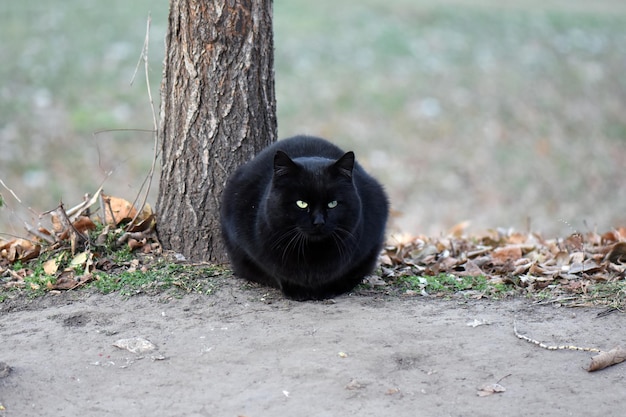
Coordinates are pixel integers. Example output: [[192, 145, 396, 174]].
[[395, 273, 512, 298], [7, 257, 57, 297], [521, 279, 626, 309], [587, 280, 626, 308], [1, 260, 227, 301], [87, 229, 135, 263], [90, 261, 226, 297]]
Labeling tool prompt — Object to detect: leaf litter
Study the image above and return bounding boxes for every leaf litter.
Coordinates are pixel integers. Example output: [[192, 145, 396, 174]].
[[2, 193, 626, 308], [381, 224, 626, 308], [1, 187, 161, 292]]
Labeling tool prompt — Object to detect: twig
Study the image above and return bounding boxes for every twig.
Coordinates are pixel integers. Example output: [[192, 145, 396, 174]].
[[92, 128, 155, 135], [532, 296, 578, 305], [0, 179, 22, 203], [23, 222, 56, 244], [496, 373, 512, 385], [127, 12, 160, 231], [102, 196, 119, 226], [513, 320, 601, 352], [55, 202, 88, 244]]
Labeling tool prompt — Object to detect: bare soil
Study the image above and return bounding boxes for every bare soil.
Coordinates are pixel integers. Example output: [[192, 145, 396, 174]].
[[1, 281, 624, 417]]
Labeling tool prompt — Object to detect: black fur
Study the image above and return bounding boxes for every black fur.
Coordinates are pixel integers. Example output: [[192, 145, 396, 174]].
[[220, 135, 388, 300]]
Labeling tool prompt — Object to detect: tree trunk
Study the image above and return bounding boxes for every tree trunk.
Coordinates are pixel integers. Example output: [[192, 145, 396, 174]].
[[157, 0, 277, 263]]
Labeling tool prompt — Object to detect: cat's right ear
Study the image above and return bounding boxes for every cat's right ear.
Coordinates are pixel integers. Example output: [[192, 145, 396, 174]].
[[274, 151, 299, 177]]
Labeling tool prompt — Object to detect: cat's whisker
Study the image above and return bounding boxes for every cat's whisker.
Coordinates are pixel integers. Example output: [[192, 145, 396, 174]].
[[272, 227, 301, 264], [296, 232, 308, 264], [332, 226, 358, 261], [330, 232, 346, 261]]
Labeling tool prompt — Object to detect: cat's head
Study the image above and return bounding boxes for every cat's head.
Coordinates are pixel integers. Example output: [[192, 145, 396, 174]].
[[265, 150, 362, 242]]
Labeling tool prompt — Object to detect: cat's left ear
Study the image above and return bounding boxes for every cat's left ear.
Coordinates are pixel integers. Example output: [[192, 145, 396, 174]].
[[274, 150, 299, 177], [332, 151, 355, 179]]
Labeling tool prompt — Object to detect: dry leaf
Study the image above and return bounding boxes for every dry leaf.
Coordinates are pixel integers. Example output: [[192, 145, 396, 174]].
[[113, 337, 156, 354], [126, 204, 155, 232], [70, 251, 89, 268], [345, 379, 365, 390], [449, 220, 470, 238], [43, 258, 60, 275], [49, 269, 75, 290], [103, 194, 138, 225], [607, 242, 626, 264], [467, 319, 489, 328], [492, 246, 522, 264], [5, 239, 41, 263], [457, 259, 484, 276], [587, 346, 626, 372], [128, 238, 145, 251], [72, 216, 97, 234], [477, 383, 506, 397], [51, 212, 64, 233]]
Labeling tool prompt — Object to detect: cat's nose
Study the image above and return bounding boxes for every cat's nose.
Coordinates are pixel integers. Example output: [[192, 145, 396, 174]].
[[312, 212, 325, 228]]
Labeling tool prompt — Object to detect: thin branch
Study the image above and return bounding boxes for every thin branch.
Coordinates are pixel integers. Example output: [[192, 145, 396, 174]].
[[0, 179, 22, 204], [127, 12, 161, 231], [92, 128, 156, 135]]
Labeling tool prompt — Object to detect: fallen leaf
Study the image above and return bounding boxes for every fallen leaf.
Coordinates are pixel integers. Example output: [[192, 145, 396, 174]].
[[467, 319, 489, 328], [570, 252, 585, 264], [492, 246, 522, 264], [2, 239, 40, 263], [70, 251, 89, 268], [126, 204, 155, 232], [48, 270, 95, 290], [345, 379, 365, 390], [127, 238, 145, 251], [607, 242, 626, 264], [43, 257, 61, 275], [457, 259, 484, 276], [103, 194, 138, 226], [569, 262, 584, 274], [113, 337, 156, 354], [73, 216, 97, 234], [449, 220, 470, 238], [587, 346, 626, 372], [477, 383, 506, 397]]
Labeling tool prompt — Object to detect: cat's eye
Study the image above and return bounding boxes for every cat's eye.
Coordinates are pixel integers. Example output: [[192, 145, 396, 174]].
[[327, 200, 338, 209], [296, 200, 308, 209]]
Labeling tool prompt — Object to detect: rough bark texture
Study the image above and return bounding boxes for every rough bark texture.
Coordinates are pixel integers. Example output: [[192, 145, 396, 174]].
[[157, 0, 276, 262]]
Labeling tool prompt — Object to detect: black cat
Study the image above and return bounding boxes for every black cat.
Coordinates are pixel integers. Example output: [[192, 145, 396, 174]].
[[220, 135, 388, 300]]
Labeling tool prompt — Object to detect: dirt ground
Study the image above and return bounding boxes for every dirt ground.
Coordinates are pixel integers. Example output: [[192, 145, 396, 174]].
[[0, 281, 624, 417]]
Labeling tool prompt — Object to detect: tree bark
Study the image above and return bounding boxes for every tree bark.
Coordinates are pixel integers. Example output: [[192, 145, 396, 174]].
[[157, 0, 276, 262]]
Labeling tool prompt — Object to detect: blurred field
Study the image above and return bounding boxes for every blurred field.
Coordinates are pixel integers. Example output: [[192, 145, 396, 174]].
[[1, 0, 625, 238]]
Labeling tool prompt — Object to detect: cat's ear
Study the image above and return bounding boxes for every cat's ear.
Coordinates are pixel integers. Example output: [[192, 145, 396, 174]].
[[332, 151, 355, 179], [274, 150, 299, 177]]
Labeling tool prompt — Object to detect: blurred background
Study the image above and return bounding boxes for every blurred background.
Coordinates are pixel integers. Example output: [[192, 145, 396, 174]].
[[1, 0, 625, 238]]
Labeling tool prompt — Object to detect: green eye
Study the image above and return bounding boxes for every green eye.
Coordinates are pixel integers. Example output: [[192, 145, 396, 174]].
[[327, 200, 338, 209], [296, 200, 308, 209]]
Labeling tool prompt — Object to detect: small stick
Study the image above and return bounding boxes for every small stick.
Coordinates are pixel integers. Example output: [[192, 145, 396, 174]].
[[127, 13, 160, 231], [513, 321, 601, 352], [0, 179, 22, 203]]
